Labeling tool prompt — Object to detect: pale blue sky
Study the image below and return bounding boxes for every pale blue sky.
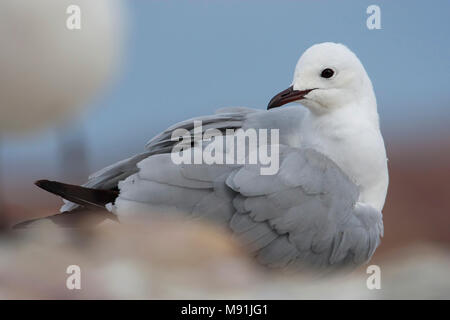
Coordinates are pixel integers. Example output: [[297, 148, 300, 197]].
[[3, 0, 450, 183]]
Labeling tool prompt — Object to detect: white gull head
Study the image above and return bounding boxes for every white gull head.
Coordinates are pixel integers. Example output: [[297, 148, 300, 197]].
[[268, 42, 389, 211], [293, 42, 376, 116]]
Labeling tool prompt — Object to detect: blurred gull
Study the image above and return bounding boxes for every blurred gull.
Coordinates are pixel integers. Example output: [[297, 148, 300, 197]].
[[29, 43, 389, 272]]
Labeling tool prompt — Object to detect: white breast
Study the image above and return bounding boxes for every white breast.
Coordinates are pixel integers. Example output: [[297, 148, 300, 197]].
[[299, 108, 389, 211]]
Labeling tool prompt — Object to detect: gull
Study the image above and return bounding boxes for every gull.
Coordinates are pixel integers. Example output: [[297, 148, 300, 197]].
[[25, 43, 389, 271]]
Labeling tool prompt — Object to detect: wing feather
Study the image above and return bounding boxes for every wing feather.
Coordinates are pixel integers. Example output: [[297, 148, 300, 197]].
[[57, 107, 382, 270]]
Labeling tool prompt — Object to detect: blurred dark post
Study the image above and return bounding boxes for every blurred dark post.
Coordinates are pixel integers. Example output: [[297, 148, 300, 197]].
[[57, 125, 89, 184]]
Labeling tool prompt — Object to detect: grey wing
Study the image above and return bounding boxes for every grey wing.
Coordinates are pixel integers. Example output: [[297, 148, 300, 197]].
[[113, 144, 383, 270], [61, 107, 260, 212], [58, 105, 382, 270], [144, 106, 307, 153], [226, 146, 383, 270], [144, 107, 259, 153]]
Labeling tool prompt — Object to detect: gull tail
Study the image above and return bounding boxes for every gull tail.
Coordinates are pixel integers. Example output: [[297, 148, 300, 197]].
[[35, 180, 118, 210], [13, 180, 119, 229]]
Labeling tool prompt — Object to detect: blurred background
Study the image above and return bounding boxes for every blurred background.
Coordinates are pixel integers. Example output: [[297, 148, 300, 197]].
[[1, 0, 450, 299]]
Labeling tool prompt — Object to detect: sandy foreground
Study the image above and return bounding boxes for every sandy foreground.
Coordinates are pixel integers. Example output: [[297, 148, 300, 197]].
[[1, 216, 449, 299]]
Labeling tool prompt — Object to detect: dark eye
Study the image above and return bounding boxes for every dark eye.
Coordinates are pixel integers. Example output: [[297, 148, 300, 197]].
[[320, 68, 334, 78]]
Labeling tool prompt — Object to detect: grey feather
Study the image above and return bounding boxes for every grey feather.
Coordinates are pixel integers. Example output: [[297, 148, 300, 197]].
[[59, 107, 383, 271]]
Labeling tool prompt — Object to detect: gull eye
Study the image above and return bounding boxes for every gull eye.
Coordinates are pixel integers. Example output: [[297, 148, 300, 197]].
[[320, 68, 334, 79]]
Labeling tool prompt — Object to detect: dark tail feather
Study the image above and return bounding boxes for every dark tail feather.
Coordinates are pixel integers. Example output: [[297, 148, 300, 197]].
[[35, 180, 119, 210], [13, 180, 120, 229]]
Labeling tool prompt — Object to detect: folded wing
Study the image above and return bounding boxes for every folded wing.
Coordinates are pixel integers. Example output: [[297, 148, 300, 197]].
[[58, 106, 382, 270], [113, 144, 382, 270]]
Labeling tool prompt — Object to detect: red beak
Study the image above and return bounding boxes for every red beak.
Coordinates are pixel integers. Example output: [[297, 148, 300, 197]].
[[267, 86, 314, 110]]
